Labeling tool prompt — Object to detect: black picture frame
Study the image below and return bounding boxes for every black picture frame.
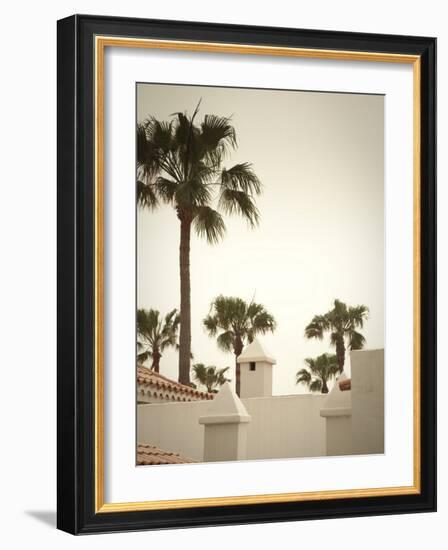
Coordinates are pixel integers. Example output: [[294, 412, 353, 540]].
[[57, 14, 436, 534]]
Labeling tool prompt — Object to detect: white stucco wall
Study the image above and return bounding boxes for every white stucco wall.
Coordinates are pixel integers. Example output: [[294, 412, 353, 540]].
[[319, 349, 384, 457], [244, 394, 327, 459], [137, 400, 209, 461], [137, 394, 327, 462], [351, 349, 384, 454]]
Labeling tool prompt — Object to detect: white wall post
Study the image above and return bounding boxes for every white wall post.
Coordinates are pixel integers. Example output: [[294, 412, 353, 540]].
[[320, 372, 352, 456], [199, 382, 251, 462]]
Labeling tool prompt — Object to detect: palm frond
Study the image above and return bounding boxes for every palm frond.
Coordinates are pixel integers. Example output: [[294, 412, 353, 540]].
[[137, 180, 159, 210], [192, 362, 230, 392], [250, 310, 276, 333], [137, 123, 159, 178], [204, 295, 275, 356], [216, 366, 231, 385], [171, 111, 196, 151], [164, 308, 180, 328], [348, 305, 369, 328], [193, 206, 226, 244], [192, 363, 207, 385], [150, 119, 174, 153], [221, 163, 262, 195], [200, 114, 236, 156], [348, 330, 366, 350], [333, 299, 348, 316], [309, 379, 323, 393], [136, 307, 179, 367], [189, 161, 216, 185], [154, 177, 177, 204], [216, 330, 235, 353], [299, 353, 339, 392], [304, 315, 328, 339], [175, 179, 213, 209], [296, 368, 312, 385], [303, 357, 317, 371], [137, 308, 159, 339], [137, 350, 151, 363], [203, 314, 219, 336], [218, 188, 260, 227]]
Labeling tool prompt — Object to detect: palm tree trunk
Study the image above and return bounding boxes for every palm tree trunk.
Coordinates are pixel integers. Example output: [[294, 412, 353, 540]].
[[321, 379, 329, 394], [336, 337, 345, 373], [151, 351, 161, 373], [178, 215, 192, 386], [234, 339, 244, 397]]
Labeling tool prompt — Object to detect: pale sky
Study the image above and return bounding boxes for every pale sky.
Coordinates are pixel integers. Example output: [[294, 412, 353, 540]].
[[136, 83, 384, 395]]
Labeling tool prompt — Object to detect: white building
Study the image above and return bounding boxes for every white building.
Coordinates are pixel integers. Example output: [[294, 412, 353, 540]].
[[137, 340, 384, 464]]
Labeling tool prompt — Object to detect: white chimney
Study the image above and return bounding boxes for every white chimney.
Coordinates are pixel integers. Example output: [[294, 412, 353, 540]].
[[237, 338, 276, 398]]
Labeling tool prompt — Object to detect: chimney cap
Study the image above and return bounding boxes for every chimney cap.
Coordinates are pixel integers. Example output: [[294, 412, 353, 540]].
[[236, 338, 276, 365], [199, 382, 251, 425]]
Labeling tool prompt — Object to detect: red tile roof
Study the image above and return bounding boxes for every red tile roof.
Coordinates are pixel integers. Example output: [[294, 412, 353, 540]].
[[137, 443, 196, 465], [137, 365, 214, 401], [339, 378, 351, 391]]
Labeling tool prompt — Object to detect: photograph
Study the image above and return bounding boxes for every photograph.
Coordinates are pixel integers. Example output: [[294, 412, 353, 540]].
[[136, 82, 385, 466], [54, 12, 436, 535]]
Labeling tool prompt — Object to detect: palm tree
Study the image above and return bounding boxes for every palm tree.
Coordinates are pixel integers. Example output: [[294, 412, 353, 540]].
[[136, 308, 180, 373], [137, 104, 262, 386], [192, 364, 231, 393], [304, 299, 369, 373], [296, 353, 339, 394], [203, 295, 276, 396]]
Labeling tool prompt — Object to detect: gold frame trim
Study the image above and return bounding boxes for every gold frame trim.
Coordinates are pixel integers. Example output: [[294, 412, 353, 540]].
[[94, 36, 421, 513]]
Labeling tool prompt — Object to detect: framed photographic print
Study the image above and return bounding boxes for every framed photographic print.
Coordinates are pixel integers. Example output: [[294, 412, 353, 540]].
[[57, 14, 436, 534]]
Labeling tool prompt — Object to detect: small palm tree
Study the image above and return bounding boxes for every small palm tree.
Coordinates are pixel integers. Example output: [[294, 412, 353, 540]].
[[192, 364, 231, 393], [136, 308, 180, 373], [203, 295, 276, 396], [296, 353, 339, 394], [137, 104, 262, 386], [305, 299, 369, 373]]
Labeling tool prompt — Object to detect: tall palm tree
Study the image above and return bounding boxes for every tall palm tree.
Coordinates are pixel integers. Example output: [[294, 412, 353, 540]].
[[136, 308, 180, 373], [296, 353, 339, 394], [137, 104, 262, 386], [203, 295, 276, 396], [304, 299, 369, 373], [192, 364, 231, 393]]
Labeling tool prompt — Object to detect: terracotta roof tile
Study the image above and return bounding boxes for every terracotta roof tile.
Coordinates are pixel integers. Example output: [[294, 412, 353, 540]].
[[137, 443, 196, 465], [137, 365, 214, 400]]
